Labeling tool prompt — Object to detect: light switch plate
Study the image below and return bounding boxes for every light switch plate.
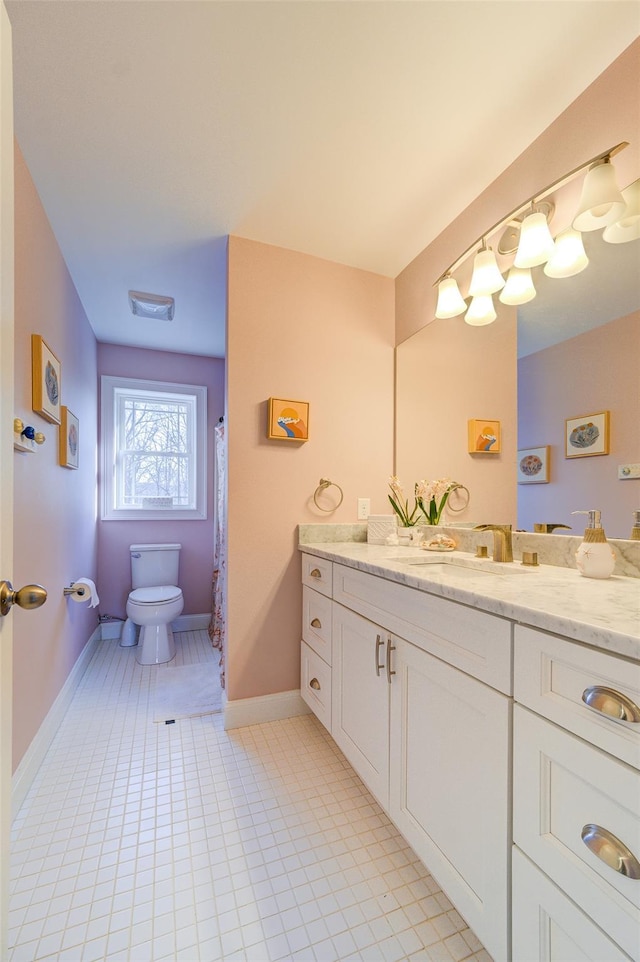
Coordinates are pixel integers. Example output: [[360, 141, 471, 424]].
[[618, 463, 640, 479]]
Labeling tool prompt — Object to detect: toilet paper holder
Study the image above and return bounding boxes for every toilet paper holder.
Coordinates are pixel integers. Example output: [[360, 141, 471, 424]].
[[64, 583, 88, 598]]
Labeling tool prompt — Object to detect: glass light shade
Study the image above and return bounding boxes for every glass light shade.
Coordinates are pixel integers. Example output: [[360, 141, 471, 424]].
[[435, 276, 467, 318], [468, 247, 505, 296], [499, 266, 536, 305], [572, 160, 626, 232], [514, 211, 555, 268], [603, 179, 640, 243], [543, 228, 589, 278], [464, 294, 496, 326]]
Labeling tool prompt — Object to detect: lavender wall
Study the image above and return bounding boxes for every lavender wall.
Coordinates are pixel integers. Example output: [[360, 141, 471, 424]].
[[13, 143, 98, 771], [97, 344, 224, 619], [518, 312, 639, 539]]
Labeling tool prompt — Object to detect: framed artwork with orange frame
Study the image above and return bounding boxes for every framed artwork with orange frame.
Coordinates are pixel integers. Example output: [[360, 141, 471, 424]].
[[267, 398, 309, 441]]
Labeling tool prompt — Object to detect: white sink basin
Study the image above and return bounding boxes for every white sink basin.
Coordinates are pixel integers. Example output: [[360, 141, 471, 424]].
[[397, 556, 533, 576]]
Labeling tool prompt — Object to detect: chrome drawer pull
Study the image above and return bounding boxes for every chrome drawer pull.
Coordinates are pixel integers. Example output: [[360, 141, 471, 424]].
[[309, 568, 322, 579], [581, 824, 640, 879], [386, 638, 396, 684], [375, 634, 384, 677], [309, 677, 321, 691], [581, 685, 640, 723], [310, 618, 322, 629]]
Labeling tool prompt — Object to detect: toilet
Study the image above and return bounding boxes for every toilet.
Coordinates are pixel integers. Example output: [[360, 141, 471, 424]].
[[125, 543, 184, 665]]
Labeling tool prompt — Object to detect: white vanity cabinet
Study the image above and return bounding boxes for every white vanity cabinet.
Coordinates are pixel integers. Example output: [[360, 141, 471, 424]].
[[513, 625, 640, 962], [302, 554, 513, 961]]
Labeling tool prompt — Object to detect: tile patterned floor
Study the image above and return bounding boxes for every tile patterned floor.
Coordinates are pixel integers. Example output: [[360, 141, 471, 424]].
[[9, 630, 492, 962]]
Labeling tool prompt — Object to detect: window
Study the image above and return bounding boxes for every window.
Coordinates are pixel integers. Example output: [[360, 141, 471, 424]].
[[101, 376, 207, 521]]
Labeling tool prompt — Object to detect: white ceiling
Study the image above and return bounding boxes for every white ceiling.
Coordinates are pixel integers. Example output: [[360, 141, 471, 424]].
[[7, 1, 640, 358]]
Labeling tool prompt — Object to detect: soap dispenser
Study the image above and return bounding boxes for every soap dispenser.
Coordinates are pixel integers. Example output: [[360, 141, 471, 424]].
[[571, 510, 616, 579], [631, 510, 640, 541]]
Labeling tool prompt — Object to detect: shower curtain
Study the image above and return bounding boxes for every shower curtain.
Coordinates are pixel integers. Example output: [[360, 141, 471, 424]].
[[208, 420, 226, 688]]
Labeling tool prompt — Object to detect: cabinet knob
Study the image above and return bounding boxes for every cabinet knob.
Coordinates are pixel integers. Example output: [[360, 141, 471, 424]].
[[309, 677, 321, 691], [310, 568, 322, 579], [310, 617, 322, 629], [581, 824, 640, 879], [581, 685, 640, 724]]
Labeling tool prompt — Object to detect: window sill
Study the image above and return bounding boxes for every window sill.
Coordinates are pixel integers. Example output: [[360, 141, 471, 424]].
[[101, 509, 207, 522]]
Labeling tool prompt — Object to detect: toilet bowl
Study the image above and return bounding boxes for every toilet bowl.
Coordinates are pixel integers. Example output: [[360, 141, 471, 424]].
[[126, 586, 184, 665], [126, 543, 184, 665]]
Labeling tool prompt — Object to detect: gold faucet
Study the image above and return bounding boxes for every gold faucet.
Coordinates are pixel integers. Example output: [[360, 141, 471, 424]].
[[475, 524, 513, 562]]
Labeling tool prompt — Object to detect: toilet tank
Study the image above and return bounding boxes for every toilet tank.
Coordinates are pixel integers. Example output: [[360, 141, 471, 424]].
[[130, 543, 181, 588]]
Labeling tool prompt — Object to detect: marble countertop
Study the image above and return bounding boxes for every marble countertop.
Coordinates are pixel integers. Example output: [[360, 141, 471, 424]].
[[299, 541, 640, 662]]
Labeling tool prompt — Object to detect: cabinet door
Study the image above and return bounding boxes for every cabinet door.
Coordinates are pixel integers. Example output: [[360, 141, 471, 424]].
[[332, 603, 390, 808], [513, 848, 631, 962], [390, 637, 511, 962]]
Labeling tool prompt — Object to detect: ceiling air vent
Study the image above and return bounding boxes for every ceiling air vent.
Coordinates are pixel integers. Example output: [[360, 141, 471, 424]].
[[128, 290, 175, 321]]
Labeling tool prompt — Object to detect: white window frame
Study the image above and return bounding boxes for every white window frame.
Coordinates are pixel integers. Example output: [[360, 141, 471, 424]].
[[101, 375, 207, 521]]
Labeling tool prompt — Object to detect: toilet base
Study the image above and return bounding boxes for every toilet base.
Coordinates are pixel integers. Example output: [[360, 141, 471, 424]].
[[135, 622, 176, 665]]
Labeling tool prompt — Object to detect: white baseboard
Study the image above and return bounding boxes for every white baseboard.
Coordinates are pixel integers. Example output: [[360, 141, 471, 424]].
[[101, 612, 210, 644], [224, 689, 311, 730], [173, 613, 210, 632], [12, 627, 102, 818]]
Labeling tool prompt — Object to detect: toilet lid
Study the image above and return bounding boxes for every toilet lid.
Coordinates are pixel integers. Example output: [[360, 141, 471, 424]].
[[129, 585, 182, 605]]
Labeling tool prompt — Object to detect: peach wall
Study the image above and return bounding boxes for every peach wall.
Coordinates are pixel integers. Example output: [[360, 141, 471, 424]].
[[396, 311, 517, 525], [13, 143, 98, 771], [97, 344, 225, 618], [518, 312, 639, 540], [226, 237, 395, 702]]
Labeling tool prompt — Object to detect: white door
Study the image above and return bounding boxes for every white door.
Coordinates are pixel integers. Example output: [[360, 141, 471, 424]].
[[0, 2, 14, 956]]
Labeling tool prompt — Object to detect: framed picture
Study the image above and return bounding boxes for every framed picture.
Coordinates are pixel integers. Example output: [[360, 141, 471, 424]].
[[517, 446, 550, 483], [267, 397, 309, 441], [59, 407, 79, 469], [32, 334, 61, 424], [565, 411, 609, 458], [468, 419, 501, 453]]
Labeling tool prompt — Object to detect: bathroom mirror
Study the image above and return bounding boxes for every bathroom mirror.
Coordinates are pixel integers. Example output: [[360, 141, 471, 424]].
[[396, 202, 640, 541]]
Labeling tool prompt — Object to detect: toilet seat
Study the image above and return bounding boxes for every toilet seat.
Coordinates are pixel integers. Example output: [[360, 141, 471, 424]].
[[128, 585, 182, 605]]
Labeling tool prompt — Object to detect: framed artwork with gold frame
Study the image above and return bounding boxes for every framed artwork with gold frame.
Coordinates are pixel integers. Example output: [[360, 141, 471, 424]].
[[32, 334, 62, 424], [59, 407, 79, 469], [565, 411, 610, 458], [267, 397, 309, 441], [468, 418, 501, 453]]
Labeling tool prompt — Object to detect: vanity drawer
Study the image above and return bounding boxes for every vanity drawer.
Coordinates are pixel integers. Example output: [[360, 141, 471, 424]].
[[301, 554, 333, 597], [302, 586, 332, 663], [512, 848, 630, 962], [332, 563, 512, 693], [514, 705, 640, 960], [300, 641, 331, 731], [515, 625, 640, 770]]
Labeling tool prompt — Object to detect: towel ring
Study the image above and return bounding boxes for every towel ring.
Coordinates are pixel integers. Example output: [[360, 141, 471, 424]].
[[313, 478, 344, 512], [446, 483, 470, 513]]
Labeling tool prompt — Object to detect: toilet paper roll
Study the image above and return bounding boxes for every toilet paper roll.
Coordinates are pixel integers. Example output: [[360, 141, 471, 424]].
[[69, 578, 100, 607]]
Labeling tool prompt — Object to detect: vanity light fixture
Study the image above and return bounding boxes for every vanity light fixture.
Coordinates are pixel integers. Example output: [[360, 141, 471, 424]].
[[543, 228, 589, 279], [499, 266, 536, 306], [603, 178, 640, 243], [433, 141, 629, 325], [465, 293, 496, 326], [435, 275, 468, 318], [128, 290, 175, 321], [468, 243, 505, 296], [513, 206, 556, 268], [572, 158, 626, 232]]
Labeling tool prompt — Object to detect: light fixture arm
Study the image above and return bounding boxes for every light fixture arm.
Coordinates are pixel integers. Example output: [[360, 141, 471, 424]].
[[434, 141, 628, 286]]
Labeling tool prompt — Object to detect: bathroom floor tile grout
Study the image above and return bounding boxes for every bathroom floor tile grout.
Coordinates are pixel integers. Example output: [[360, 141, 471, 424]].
[[9, 630, 492, 962]]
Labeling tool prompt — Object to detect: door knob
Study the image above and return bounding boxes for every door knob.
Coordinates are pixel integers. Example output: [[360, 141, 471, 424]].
[[0, 580, 47, 616]]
